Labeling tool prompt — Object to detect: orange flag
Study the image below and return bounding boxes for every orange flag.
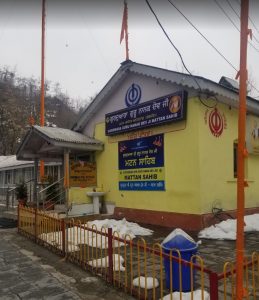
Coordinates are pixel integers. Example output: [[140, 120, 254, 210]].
[[120, 1, 127, 44]]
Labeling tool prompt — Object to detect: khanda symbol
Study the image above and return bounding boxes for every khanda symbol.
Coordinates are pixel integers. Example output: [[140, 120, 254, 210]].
[[209, 108, 224, 137]]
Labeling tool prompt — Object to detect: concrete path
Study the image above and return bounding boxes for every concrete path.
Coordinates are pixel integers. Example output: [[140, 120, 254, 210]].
[[0, 228, 134, 300]]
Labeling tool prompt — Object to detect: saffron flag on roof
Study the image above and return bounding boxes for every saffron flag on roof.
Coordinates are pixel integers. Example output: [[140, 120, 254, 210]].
[[120, 1, 128, 44]]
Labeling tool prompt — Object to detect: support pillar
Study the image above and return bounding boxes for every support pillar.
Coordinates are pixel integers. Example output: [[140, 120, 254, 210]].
[[63, 150, 70, 216], [34, 159, 39, 209]]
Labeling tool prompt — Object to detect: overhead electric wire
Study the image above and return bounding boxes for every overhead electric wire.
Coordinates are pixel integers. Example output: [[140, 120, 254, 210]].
[[145, 0, 218, 108], [214, 0, 239, 31], [213, 0, 259, 53], [225, 0, 239, 19], [227, 0, 259, 44], [166, 0, 259, 94], [167, 0, 237, 72], [234, 0, 259, 35], [167, 0, 259, 96]]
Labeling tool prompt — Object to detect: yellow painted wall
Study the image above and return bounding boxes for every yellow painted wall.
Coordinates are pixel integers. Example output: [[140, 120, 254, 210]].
[[94, 98, 202, 214], [198, 101, 259, 213], [69, 188, 91, 204], [69, 97, 259, 214]]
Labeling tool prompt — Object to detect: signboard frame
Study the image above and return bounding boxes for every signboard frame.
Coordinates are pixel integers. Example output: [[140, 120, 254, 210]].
[[105, 90, 188, 136]]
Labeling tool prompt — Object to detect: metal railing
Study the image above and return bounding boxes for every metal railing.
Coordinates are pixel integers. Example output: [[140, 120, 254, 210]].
[[18, 206, 259, 299], [38, 177, 65, 211], [219, 254, 259, 299], [18, 206, 215, 299]]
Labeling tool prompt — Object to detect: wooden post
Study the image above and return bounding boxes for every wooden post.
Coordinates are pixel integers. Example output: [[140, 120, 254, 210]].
[[34, 208, 37, 242], [17, 204, 20, 233], [34, 159, 39, 208], [63, 150, 70, 215], [61, 219, 66, 256]]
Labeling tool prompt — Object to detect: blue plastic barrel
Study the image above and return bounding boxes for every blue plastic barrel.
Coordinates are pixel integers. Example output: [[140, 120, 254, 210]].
[[161, 229, 198, 292]]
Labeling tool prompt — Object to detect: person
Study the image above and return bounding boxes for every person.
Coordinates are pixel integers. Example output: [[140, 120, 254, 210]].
[[169, 95, 181, 113]]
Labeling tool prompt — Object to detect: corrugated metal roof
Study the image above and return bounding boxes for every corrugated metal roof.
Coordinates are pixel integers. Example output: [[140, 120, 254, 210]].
[[219, 76, 239, 91], [0, 155, 32, 170], [72, 60, 259, 132], [34, 126, 102, 145]]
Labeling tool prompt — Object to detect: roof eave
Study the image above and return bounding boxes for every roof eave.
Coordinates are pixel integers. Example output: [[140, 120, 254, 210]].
[[72, 62, 133, 132]]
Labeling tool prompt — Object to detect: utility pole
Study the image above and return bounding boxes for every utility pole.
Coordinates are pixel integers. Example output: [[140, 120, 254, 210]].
[[235, 0, 249, 298], [40, 0, 46, 180]]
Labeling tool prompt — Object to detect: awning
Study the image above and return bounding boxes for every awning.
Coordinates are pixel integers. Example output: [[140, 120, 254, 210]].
[[16, 125, 103, 161]]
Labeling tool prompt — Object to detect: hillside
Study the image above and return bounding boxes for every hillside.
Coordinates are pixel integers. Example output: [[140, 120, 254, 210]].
[[0, 67, 83, 155]]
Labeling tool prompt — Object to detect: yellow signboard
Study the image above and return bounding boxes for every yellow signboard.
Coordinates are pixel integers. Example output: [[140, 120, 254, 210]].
[[70, 161, 97, 187], [119, 167, 165, 182]]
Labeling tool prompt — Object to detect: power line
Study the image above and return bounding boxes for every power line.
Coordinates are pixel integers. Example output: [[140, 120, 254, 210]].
[[225, 0, 259, 44], [164, 0, 259, 96], [145, 0, 197, 84], [213, 0, 259, 53], [234, 0, 259, 35], [145, 0, 217, 108], [225, 0, 239, 19], [214, 0, 239, 31], [167, 0, 238, 72]]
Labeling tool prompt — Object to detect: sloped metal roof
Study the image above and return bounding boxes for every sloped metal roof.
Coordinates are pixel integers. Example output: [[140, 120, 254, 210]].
[[0, 155, 61, 171], [0, 155, 32, 170], [16, 126, 103, 161], [33, 125, 102, 145], [72, 60, 259, 132], [219, 76, 239, 91]]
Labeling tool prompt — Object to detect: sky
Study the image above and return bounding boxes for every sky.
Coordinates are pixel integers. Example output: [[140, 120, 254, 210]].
[[0, 0, 259, 105]]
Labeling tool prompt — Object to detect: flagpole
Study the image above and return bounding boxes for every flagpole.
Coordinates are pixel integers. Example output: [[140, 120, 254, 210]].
[[124, 1, 129, 60], [40, 0, 46, 180], [120, 0, 129, 60], [235, 0, 249, 298]]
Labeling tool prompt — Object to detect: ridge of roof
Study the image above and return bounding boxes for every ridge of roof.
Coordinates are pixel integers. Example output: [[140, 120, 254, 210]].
[[72, 60, 259, 132]]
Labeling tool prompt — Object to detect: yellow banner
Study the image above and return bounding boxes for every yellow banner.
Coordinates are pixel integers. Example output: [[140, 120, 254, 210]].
[[119, 167, 164, 182], [70, 161, 97, 187]]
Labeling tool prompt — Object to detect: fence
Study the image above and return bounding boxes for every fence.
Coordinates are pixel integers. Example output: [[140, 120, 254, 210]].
[[18, 206, 259, 300], [219, 254, 259, 299]]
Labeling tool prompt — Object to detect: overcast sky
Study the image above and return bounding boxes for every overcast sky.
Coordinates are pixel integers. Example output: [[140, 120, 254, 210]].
[[0, 0, 259, 103]]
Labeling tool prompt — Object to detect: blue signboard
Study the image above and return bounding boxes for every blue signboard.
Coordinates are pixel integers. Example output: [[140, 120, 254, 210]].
[[118, 134, 165, 191], [106, 90, 187, 136]]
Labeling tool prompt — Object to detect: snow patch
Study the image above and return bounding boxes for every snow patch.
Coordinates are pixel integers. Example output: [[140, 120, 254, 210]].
[[88, 254, 125, 271], [132, 276, 159, 289], [80, 277, 99, 283], [198, 214, 259, 240], [160, 290, 210, 300], [39, 218, 153, 252]]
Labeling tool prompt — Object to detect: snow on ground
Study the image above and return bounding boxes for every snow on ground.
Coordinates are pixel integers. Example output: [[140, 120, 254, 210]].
[[88, 254, 125, 271], [39, 218, 153, 252], [198, 214, 259, 240], [160, 290, 210, 300], [87, 218, 154, 238], [132, 276, 159, 289]]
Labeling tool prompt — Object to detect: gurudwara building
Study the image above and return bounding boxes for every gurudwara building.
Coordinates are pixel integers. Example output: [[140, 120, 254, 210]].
[[17, 61, 259, 230]]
